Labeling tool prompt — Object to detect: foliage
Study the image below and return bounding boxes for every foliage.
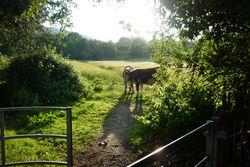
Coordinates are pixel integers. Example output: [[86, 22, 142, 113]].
[[116, 37, 133, 51], [62, 33, 120, 60], [156, 0, 250, 117], [1, 49, 89, 106], [128, 0, 250, 165], [134, 38, 217, 141], [60, 34, 151, 60], [136, 66, 216, 139], [159, 0, 249, 39], [0, 0, 78, 107], [91, 77, 104, 92], [0, 0, 74, 55], [129, 37, 149, 58], [92, 40, 117, 60], [0, 53, 8, 77], [62, 32, 91, 60], [2, 60, 155, 164], [130, 0, 250, 138]]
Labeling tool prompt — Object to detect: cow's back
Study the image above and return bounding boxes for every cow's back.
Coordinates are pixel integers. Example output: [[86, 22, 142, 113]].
[[130, 67, 158, 85]]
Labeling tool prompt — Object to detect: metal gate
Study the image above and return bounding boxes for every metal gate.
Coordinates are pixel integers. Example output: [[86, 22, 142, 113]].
[[0, 106, 73, 167], [127, 117, 227, 167]]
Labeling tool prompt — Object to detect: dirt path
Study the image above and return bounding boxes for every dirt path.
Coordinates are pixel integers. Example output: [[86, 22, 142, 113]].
[[74, 101, 140, 167]]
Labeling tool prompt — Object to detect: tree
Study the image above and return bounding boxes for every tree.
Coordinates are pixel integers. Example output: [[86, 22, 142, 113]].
[[129, 37, 149, 58], [0, 0, 74, 55], [156, 0, 249, 115], [116, 37, 133, 51], [63, 32, 90, 60], [92, 41, 117, 60], [0, 0, 87, 107], [147, 0, 249, 166]]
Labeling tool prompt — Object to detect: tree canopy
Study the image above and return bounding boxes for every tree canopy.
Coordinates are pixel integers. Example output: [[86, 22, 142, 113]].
[[139, 1, 250, 165], [129, 37, 149, 58], [156, 0, 250, 113], [0, 0, 74, 55], [0, 0, 88, 107]]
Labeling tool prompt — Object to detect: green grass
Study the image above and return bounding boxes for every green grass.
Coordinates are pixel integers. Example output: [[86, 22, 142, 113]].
[[1, 60, 157, 165]]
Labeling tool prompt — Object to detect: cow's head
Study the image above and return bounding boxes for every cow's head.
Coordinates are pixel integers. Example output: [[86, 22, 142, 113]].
[[122, 66, 133, 82]]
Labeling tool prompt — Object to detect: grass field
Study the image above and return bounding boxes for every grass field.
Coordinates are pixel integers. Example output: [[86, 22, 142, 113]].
[[1, 60, 158, 165]]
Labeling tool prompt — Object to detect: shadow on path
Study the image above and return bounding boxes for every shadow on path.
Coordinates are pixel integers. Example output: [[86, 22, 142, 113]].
[[74, 93, 143, 167]]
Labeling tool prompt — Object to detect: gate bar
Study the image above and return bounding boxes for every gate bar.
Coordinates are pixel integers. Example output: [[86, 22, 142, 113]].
[[1, 112, 5, 166], [0, 106, 69, 112], [127, 121, 214, 167], [4, 134, 67, 140], [66, 107, 73, 167], [195, 156, 209, 167], [0, 106, 73, 167], [3, 161, 68, 167]]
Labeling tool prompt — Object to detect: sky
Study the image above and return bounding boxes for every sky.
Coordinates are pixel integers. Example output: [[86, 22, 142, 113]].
[[69, 0, 161, 42]]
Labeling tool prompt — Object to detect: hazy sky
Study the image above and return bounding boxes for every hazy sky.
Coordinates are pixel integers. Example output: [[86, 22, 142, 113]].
[[69, 0, 161, 42]]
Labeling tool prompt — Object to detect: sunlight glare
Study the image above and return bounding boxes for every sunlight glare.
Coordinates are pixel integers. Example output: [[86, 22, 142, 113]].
[[71, 0, 160, 42], [121, 0, 159, 35]]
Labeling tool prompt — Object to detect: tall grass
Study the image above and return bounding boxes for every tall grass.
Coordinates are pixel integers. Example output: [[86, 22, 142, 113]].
[[1, 60, 157, 165]]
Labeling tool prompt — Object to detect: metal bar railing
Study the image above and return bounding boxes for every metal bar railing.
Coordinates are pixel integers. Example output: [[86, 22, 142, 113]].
[[127, 121, 214, 167], [1, 112, 5, 166], [66, 107, 73, 167], [3, 161, 68, 167], [4, 134, 67, 140], [195, 156, 209, 167], [0, 106, 73, 167], [127, 117, 225, 167]]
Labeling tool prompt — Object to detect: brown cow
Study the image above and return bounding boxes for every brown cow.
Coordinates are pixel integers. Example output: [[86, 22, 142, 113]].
[[122, 65, 134, 94], [127, 67, 159, 97]]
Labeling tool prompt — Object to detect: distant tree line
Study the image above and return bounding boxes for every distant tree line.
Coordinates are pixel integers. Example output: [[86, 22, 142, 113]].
[[57, 32, 150, 60]]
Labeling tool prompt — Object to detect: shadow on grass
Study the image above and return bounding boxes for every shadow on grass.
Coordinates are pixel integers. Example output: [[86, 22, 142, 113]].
[[3, 109, 66, 135], [76, 92, 145, 166]]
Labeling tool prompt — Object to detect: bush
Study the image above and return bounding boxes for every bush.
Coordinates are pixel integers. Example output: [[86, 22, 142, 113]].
[[1, 49, 89, 106], [136, 68, 216, 140]]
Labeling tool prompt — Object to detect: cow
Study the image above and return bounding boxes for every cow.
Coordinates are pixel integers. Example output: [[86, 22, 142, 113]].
[[127, 67, 159, 97], [122, 65, 134, 94]]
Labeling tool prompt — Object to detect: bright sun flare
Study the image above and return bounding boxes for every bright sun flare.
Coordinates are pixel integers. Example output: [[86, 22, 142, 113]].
[[71, 0, 160, 42]]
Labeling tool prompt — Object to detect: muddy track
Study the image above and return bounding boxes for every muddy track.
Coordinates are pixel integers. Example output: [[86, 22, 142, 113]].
[[74, 102, 140, 167]]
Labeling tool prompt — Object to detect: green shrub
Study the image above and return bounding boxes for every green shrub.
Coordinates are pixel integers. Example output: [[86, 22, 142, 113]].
[[1, 49, 89, 107], [136, 68, 216, 140], [131, 68, 217, 165]]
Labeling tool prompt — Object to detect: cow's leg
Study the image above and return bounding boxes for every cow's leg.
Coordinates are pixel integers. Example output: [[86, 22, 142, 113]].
[[128, 81, 132, 92], [131, 82, 134, 93], [129, 81, 134, 93], [140, 83, 143, 96], [136, 82, 140, 97], [124, 81, 127, 94]]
